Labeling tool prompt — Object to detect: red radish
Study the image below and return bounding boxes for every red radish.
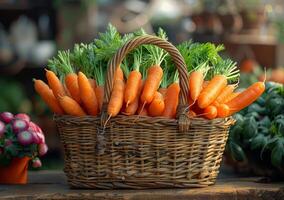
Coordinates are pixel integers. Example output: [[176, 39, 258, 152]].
[[0, 121, 5, 138], [0, 112, 14, 124], [38, 143, 48, 156], [12, 119, 29, 134], [15, 113, 30, 122], [0, 148, 3, 155], [32, 158, 42, 168], [17, 131, 33, 146]]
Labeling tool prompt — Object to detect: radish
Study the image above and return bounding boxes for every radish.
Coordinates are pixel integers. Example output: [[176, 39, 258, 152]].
[[0, 148, 3, 155], [15, 113, 30, 122], [0, 121, 5, 138], [0, 112, 14, 124], [12, 119, 29, 134], [17, 131, 33, 146], [32, 158, 42, 168], [38, 143, 48, 156]]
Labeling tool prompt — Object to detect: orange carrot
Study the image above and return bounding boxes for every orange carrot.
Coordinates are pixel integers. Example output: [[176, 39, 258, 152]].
[[148, 91, 165, 117], [124, 70, 142, 106], [226, 82, 265, 116], [58, 96, 86, 116], [107, 79, 125, 117], [78, 72, 99, 116], [65, 73, 81, 104], [123, 80, 143, 116], [204, 105, 217, 120], [45, 69, 66, 98], [141, 65, 163, 104], [162, 82, 180, 118], [223, 92, 240, 103], [188, 110, 196, 117], [189, 71, 204, 102], [159, 88, 167, 98], [89, 78, 97, 91], [214, 84, 235, 104], [34, 79, 64, 115], [95, 85, 104, 111], [198, 75, 227, 109], [115, 67, 124, 81], [217, 104, 230, 118], [202, 81, 209, 89]]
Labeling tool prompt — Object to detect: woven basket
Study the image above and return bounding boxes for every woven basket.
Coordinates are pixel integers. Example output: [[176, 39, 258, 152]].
[[55, 36, 234, 189]]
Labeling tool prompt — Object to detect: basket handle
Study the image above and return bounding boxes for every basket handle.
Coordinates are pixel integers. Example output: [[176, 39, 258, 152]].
[[101, 35, 190, 131]]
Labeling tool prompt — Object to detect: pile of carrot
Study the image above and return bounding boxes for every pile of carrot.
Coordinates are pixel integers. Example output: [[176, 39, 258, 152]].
[[34, 24, 265, 120]]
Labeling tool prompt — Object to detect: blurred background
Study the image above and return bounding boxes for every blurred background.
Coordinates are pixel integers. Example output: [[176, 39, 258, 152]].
[[0, 0, 284, 170]]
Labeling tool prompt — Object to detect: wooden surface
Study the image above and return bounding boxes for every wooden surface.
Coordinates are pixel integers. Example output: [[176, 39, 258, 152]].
[[0, 170, 284, 200]]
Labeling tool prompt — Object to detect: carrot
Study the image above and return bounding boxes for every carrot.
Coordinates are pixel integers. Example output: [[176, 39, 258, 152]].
[[34, 79, 64, 115], [223, 92, 240, 103], [162, 82, 180, 119], [159, 88, 167, 97], [123, 80, 143, 116], [95, 85, 104, 111], [226, 81, 265, 116], [89, 78, 97, 91], [65, 73, 81, 104], [198, 75, 227, 109], [202, 81, 209, 89], [78, 72, 99, 116], [45, 69, 66, 98], [107, 79, 125, 117], [124, 71, 142, 107], [58, 96, 86, 116], [215, 84, 235, 104], [188, 110, 196, 117], [189, 71, 204, 102], [217, 104, 230, 118], [141, 65, 163, 104], [124, 49, 143, 107], [115, 67, 124, 81], [148, 91, 165, 117], [204, 105, 217, 120]]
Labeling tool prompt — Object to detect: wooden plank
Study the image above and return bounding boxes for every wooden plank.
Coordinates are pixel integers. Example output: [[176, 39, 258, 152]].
[[0, 171, 284, 200]]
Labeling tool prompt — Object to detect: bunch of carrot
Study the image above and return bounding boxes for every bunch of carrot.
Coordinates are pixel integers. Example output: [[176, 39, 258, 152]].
[[178, 43, 265, 120], [33, 24, 265, 120]]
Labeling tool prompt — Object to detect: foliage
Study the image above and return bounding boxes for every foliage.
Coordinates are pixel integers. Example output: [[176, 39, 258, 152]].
[[227, 82, 284, 168]]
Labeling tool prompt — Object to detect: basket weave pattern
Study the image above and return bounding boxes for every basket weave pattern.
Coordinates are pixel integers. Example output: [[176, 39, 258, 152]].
[[55, 36, 234, 189]]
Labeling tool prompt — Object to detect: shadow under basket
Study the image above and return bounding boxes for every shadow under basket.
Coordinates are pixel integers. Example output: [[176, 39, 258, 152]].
[[54, 35, 234, 189]]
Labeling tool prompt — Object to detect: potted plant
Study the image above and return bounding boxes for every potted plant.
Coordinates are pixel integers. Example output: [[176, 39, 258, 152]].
[[0, 112, 48, 184]]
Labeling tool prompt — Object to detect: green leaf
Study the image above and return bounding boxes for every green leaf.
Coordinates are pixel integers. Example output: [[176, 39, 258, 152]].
[[247, 103, 266, 115], [229, 141, 246, 161], [5, 144, 18, 157], [250, 134, 265, 150], [243, 117, 257, 139], [259, 116, 271, 128], [271, 141, 284, 167]]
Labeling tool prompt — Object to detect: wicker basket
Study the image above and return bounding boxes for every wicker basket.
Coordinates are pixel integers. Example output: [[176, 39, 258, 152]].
[[54, 35, 234, 189]]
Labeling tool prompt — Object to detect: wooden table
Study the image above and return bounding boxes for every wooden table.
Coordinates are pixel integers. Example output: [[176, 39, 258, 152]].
[[1, 171, 284, 199]]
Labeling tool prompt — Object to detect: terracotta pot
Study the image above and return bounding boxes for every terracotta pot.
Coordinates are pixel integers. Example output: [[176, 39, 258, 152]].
[[0, 157, 30, 184]]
